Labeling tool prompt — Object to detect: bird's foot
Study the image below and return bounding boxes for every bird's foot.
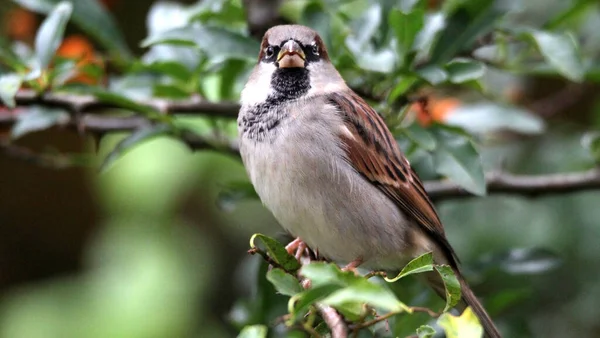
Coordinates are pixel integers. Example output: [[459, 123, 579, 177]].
[[341, 258, 363, 275], [285, 237, 307, 260]]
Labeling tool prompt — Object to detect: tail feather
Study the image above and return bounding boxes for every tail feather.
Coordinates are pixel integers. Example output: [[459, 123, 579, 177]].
[[425, 271, 501, 338]]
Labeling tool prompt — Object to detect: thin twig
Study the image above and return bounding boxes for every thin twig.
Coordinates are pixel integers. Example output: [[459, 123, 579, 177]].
[[350, 311, 401, 331]]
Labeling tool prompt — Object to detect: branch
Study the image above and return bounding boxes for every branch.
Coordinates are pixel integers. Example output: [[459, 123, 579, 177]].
[[12, 89, 241, 118], [425, 168, 600, 199]]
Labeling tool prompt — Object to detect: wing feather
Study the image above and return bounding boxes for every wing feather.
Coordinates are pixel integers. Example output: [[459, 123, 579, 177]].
[[327, 90, 460, 267]]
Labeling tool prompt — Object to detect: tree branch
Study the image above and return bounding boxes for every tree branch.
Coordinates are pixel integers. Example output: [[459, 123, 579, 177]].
[[11, 89, 241, 118], [425, 168, 600, 199]]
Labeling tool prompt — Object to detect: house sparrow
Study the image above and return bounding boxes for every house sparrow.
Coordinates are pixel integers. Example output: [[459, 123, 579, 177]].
[[238, 24, 501, 338]]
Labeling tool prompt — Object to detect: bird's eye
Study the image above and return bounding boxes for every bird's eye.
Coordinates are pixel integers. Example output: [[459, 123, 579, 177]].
[[311, 44, 319, 56], [265, 46, 275, 59]]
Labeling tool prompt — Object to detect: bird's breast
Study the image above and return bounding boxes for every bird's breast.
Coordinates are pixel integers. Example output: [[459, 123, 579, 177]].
[[239, 103, 417, 269]]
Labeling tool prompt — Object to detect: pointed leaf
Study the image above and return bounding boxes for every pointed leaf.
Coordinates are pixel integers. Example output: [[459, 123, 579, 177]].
[[300, 262, 361, 287], [431, 126, 486, 196], [34, 1, 73, 72], [384, 252, 434, 282], [0, 74, 23, 108], [11, 106, 69, 139], [438, 307, 483, 338], [266, 268, 302, 297], [401, 123, 436, 151], [434, 265, 461, 312], [322, 280, 410, 313], [527, 30, 584, 82], [445, 58, 486, 83], [389, 9, 424, 67], [217, 180, 259, 212], [249, 234, 301, 272]]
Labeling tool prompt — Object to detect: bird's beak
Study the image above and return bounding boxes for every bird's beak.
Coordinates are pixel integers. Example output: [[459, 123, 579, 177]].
[[277, 40, 306, 68]]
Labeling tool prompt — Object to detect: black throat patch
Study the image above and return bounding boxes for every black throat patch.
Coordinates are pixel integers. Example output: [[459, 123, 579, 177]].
[[269, 68, 311, 103], [239, 67, 311, 142]]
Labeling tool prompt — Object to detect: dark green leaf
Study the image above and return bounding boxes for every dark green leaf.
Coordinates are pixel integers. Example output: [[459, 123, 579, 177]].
[[16, 0, 132, 61], [33, 1, 73, 72], [445, 58, 486, 83], [0, 73, 23, 108], [434, 265, 461, 312], [217, 181, 259, 212], [249, 234, 302, 272], [445, 103, 545, 135], [134, 61, 192, 82], [300, 262, 361, 287], [401, 123, 436, 151], [288, 284, 343, 323], [11, 106, 69, 139], [142, 26, 258, 63], [416, 325, 436, 338], [527, 30, 584, 82], [430, 0, 501, 64], [438, 307, 483, 338], [417, 65, 448, 84], [388, 76, 418, 103], [153, 84, 190, 99], [266, 268, 302, 297], [389, 9, 424, 67], [237, 325, 267, 338], [100, 124, 174, 172], [431, 126, 486, 196], [384, 252, 434, 282], [323, 279, 409, 313]]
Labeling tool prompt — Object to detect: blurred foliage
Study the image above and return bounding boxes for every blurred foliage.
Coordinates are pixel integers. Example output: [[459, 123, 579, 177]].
[[1, 0, 600, 337]]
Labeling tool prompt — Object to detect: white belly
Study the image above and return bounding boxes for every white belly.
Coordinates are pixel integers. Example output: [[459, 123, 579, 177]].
[[239, 112, 416, 269]]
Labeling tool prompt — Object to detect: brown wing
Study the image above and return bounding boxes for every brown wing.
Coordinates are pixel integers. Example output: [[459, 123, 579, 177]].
[[327, 90, 460, 267]]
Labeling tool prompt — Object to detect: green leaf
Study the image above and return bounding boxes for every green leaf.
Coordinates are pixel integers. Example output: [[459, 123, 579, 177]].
[[300, 262, 361, 287], [249, 234, 302, 273], [434, 265, 461, 312], [582, 132, 600, 163], [0, 73, 23, 108], [416, 325, 437, 338], [33, 1, 73, 72], [527, 30, 584, 82], [401, 123, 436, 151], [288, 284, 343, 323], [431, 126, 486, 196], [301, 1, 332, 47], [217, 180, 259, 212], [142, 26, 259, 63], [445, 103, 545, 135], [266, 268, 302, 297], [438, 307, 483, 338], [430, 0, 501, 64], [322, 280, 409, 313], [388, 76, 418, 103], [134, 61, 192, 82], [445, 58, 486, 83], [100, 124, 174, 172], [11, 106, 69, 139], [237, 324, 267, 338], [389, 9, 424, 67], [417, 65, 448, 85], [16, 0, 132, 61], [384, 252, 434, 282]]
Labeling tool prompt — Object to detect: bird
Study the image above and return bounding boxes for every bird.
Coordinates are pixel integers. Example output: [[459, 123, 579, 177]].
[[237, 24, 501, 338]]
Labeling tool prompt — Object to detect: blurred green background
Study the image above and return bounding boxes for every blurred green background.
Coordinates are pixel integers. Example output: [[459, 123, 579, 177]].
[[1, 0, 600, 337]]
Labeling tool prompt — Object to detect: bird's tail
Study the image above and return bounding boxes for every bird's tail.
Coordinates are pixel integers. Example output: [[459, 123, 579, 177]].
[[425, 270, 501, 338]]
